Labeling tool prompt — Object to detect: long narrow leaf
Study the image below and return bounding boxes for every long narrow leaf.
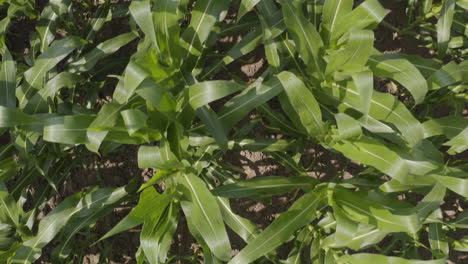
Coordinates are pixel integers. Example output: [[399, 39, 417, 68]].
[[178, 174, 232, 261], [0, 48, 15, 108], [229, 189, 324, 264]]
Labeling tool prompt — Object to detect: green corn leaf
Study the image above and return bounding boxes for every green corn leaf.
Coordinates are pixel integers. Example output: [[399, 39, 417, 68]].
[[155, 204, 180, 263], [69, 32, 137, 73], [153, 0, 182, 65], [36, 6, 57, 53], [113, 61, 148, 104], [333, 188, 420, 234], [218, 77, 282, 131], [178, 173, 232, 261], [285, 228, 314, 264], [452, 13, 467, 36], [216, 17, 258, 37], [443, 127, 468, 155], [0, 180, 18, 226], [313, 0, 328, 26], [329, 195, 387, 250], [415, 183, 446, 219], [138, 145, 184, 170], [278, 92, 308, 135], [183, 217, 223, 264], [97, 187, 173, 243], [83, 2, 111, 42], [339, 254, 446, 264], [0, 222, 15, 252], [422, 0, 433, 14], [216, 196, 260, 243], [22, 36, 83, 93], [237, 0, 261, 21], [136, 79, 177, 113], [428, 223, 449, 258], [383, 54, 442, 78], [322, 0, 353, 43], [335, 113, 362, 140], [25, 72, 81, 114], [141, 202, 179, 264], [258, 104, 302, 136], [333, 136, 409, 181], [0, 106, 38, 128], [86, 103, 126, 153], [203, 29, 261, 78], [405, 140, 444, 175], [11, 192, 82, 264], [279, 0, 325, 79], [0, 48, 16, 108], [278, 71, 324, 136], [458, 0, 468, 9], [228, 138, 298, 152], [13, 187, 127, 264], [326, 30, 374, 74], [270, 152, 307, 175], [432, 174, 468, 198], [453, 212, 468, 228], [202, 9, 285, 78], [54, 187, 128, 260], [0, 18, 9, 45], [228, 188, 324, 264], [368, 55, 428, 104], [331, 0, 388, 42], [121, 109, 147, 136], [197, 106, 228, 147], [49, 0, 71, 16], [189, 81, 244, 109], [437, 0, 456, 56], [453, 236, 468, 252], [0, 157, 18, 183], [181, 0, 230, 68], [129, 0, 160, 53], [260, 15, 280, 70], [428, 61, 464, 90], [351, 71, 373, 123], [380, 174, 437, 193], [338, 226, 387, 250], [212, 176, 318, 200], [332, 82, 425, 146], [43, 115, 95, 145], [208, 9, 284, 76], [422, 116, 468, 139]]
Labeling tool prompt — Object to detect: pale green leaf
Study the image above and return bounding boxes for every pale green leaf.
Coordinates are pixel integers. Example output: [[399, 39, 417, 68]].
[[228, 189, 324, 264], [278, 71, 324, 136], [0, 48, 15, 108], [339, 254, 445, 264], [237, 0, 261, 21], [178, 174, 232, 261], [279, 0, 325, 79], [437, 0, 456, 55], [368, 55, 428, 104], [212, 176, 318, 200], [44, 115, 95, 145], [189, 81, 243, 109]]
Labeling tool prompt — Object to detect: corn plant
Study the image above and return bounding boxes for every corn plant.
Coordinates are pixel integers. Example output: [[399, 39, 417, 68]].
[[0, 0, 467, 263], [403, 0, 467, 58]]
